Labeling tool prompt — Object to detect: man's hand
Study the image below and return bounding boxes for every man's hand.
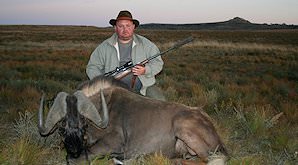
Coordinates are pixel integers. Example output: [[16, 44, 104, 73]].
[[132, 64, 146, 76]]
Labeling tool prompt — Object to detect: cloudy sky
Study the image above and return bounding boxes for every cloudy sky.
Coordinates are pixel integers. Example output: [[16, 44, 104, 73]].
[[0, 0, 297, 27]]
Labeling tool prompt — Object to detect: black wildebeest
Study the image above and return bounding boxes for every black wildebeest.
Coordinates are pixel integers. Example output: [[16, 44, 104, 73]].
[[38, 76, 227, 164]]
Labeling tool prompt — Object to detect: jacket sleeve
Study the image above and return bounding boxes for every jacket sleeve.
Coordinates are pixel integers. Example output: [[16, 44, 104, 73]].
[[144, 43, 164, 77], [86, 46, 105, 80]]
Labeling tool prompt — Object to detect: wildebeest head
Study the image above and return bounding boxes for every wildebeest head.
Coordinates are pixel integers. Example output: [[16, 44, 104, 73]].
[[59, 94, 85, 158], [38, 90, 109, 158]]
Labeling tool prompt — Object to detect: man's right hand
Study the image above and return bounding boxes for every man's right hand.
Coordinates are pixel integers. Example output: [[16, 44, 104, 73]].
[[132, 64, 146, 76]]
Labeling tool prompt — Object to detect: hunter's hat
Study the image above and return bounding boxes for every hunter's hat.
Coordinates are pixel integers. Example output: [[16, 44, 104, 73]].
[[109, 10, 140, 27]]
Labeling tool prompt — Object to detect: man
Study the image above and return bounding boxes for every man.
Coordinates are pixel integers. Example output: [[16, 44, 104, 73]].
[[86, 10, 165, 101]]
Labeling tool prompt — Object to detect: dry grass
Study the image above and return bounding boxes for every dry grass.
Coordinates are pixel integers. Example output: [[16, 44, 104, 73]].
[[0, 25, 297, 164], [129, 153, 172, 165], [186, 40, 298, 52], [0, 111, 64, 165]]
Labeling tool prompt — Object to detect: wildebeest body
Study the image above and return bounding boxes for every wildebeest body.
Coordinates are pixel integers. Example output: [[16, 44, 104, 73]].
[[84, 86, 225, 161], [38, 76, 227, 164]]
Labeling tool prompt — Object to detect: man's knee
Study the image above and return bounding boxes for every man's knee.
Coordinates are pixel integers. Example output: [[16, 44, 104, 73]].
[[145, 85, 166, 101]]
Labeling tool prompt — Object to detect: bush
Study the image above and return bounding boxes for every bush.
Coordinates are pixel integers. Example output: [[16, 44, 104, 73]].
[[1, 111, 64, 165]]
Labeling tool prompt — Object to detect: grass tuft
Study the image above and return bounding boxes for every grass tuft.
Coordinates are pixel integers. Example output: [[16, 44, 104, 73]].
[[0, 111, 65, 165]]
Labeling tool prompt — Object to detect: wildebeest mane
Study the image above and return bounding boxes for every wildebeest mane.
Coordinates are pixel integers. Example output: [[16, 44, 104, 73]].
[[77, 75, 128, 97]]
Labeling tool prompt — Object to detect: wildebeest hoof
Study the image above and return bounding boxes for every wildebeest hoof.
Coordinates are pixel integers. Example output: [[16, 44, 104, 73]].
[[112, 158, 124, 165]]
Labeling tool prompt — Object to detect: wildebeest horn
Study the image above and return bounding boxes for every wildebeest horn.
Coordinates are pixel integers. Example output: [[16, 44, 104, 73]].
[[38, 92, 68, 136], [74, 90, 109, 128]]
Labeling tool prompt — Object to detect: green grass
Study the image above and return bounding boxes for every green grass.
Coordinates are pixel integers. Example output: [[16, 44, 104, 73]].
[[0, 25, 297, 164]]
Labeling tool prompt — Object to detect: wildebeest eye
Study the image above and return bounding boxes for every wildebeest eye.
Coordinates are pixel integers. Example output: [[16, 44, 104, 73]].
[[61, 120, 66, 127]]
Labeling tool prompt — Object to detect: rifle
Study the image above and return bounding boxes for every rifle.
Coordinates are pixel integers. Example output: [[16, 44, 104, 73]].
[[104, 36, 194, 80]]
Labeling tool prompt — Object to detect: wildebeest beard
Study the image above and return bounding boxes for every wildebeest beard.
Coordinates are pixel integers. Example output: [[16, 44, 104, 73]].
[[59, 127, 86, 159]]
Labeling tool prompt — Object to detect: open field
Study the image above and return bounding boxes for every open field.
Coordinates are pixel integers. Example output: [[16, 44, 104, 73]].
[[0, 25, 297, 164]]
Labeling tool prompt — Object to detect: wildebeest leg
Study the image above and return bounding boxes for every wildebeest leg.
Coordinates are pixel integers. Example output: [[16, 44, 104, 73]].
[[175, 139, 195, 159], [110, 152, 124, 160], [84, 131, 124, 161], [112, 158, 124, 165], [177, 134, 210, 162], [175, 135, 209, 163], [172, 158, 206, 165], [173, 113, 218, 163]]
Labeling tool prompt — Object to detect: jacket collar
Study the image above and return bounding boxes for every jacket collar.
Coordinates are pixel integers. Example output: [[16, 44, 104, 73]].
[[108, 33, 138, 60]]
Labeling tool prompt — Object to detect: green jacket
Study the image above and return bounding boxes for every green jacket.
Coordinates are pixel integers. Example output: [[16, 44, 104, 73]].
[[86, 33, 164, 95]]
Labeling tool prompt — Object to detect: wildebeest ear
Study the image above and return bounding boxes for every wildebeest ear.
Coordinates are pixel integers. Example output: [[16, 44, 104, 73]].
[[74, 90, 107, 128]]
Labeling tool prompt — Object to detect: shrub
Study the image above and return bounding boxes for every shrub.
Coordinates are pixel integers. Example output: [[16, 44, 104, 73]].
[[1, 111, 64, 165]]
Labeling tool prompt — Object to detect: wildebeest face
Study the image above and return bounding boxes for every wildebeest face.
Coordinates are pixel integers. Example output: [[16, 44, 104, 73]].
[[63, 130, 84, 158], [38, 88, 110, 164], [58, 95, 87, 158]]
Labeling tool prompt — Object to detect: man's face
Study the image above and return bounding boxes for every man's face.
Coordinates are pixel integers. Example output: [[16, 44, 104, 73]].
[[115, 20, 135, 42]]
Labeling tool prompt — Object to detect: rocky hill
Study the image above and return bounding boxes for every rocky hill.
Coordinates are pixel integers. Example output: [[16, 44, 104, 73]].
[[139, 17, 298, 30]]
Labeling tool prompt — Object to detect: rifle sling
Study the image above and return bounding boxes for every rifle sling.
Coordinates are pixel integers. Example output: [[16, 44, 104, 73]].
[[130, 75, 137, 89]]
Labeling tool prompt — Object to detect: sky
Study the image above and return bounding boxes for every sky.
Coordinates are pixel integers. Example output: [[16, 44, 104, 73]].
[[0, 0, 297, 27]]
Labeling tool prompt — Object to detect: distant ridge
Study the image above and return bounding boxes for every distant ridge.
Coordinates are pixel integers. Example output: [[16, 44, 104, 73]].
[[139, 17, 298, 30]]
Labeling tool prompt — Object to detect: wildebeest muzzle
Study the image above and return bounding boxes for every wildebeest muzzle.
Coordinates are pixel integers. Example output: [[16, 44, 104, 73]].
[[63, 130, 84, 158]]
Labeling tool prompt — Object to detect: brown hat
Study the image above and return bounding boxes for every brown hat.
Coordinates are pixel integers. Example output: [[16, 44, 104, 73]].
[[109, 10, 140, 27]]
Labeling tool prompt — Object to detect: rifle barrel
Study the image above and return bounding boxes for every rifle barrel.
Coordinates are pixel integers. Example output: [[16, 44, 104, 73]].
[[146, 36, 194, 62]]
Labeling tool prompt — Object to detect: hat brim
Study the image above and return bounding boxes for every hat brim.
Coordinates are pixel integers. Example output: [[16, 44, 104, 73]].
[[109, 19, 139, 28]]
